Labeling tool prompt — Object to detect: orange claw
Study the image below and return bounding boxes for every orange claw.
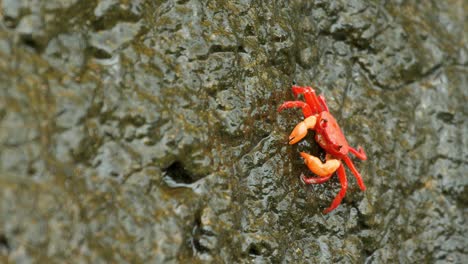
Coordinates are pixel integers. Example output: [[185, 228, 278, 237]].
[[300, 152, 340, 177], [289, 116, 317, 144]]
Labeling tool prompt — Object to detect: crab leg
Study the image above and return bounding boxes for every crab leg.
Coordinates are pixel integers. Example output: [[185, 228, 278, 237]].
[[291, 85, 324, 113], [342, 155, 366, 191], [301, 173, 333, 184], [291, 85, 312, 98], [287, 116, 317, 144], [317, 95, 329, 112], [349, 146, 367, 160], [300, 152, 340, 177], [278, 101, 313, 117], [323, 164, 348, 214]]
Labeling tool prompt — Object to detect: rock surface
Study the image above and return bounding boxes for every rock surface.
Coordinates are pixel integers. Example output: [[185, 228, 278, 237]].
[[0, 0, 466, 263]]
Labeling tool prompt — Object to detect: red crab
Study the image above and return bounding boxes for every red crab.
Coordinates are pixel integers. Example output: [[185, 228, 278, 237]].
[[278, 85, 367, 213]]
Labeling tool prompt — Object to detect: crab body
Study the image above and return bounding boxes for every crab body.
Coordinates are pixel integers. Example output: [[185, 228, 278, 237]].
[[315, 111, 349, 157], [278, 85, 367, 213]]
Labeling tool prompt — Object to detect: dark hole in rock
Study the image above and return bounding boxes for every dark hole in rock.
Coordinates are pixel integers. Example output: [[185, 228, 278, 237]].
[[3, 16, 17, 28], [177, 0, 190, 4], [436, 112, 455, 124], [91, 18, 109, 32], [20, 35, 44, 52], [163, 161, 200, 185], [191, 237, 209, 254], [87, 46, 112, 59], [248, 243, 262, 256], [27, 164, 36, 175], [0, 234, 9, 251], [188, 211, 211, 254], [209, 44, 224, 53], [244, 24, 255, 36], [190, 229, 211, 255]]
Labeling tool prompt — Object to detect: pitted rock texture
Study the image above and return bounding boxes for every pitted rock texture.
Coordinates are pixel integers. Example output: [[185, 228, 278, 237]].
[[0, 0, 466, 263]]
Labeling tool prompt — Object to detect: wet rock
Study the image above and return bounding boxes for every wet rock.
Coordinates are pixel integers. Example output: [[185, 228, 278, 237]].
[[89, 21, 142, 57], [0, 0, 466, 263]]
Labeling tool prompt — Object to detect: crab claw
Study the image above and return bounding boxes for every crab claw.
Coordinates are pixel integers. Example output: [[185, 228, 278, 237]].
[[288, 116, 317, 144], [300, 152, 340, 177]]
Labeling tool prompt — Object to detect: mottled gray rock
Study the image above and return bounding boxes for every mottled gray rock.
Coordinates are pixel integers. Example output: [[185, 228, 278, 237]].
[[0, 0, 466, 263]]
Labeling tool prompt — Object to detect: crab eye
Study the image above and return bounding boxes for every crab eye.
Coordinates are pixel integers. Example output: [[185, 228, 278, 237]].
[[320, 119, 328, 128]]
